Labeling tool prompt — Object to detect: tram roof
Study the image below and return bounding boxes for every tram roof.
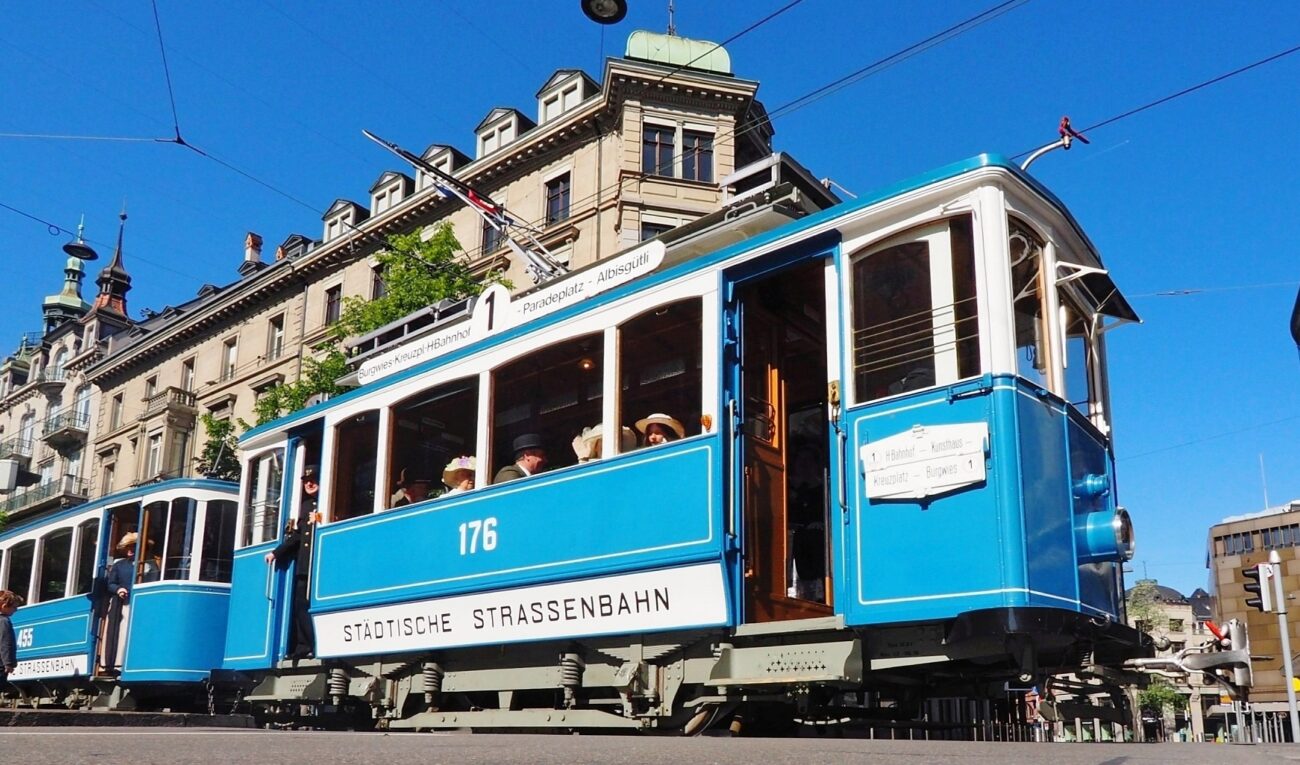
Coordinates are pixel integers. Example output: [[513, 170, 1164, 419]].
[[0, 477, 238, 539], [240, 153, 1137, 445]]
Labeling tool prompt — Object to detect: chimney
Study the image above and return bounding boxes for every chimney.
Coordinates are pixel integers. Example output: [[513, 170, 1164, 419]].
[[244, 232, 264, 264], [275, 245, 286, 261]]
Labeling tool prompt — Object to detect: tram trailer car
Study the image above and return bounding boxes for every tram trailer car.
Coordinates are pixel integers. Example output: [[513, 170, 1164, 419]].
[[224, 154, 1146, 732], [0, 479, 239, 710]]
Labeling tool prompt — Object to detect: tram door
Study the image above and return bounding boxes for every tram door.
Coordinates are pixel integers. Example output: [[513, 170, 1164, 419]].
[[735, 261, 833, 623]]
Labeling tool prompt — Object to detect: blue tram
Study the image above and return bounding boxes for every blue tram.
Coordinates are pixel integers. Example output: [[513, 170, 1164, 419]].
[[221, 154, 1144, 731], [0, 478, 238, 707]]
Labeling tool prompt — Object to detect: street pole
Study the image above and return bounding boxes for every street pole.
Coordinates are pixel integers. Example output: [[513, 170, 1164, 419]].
[[1270, 550, 1300, 742]]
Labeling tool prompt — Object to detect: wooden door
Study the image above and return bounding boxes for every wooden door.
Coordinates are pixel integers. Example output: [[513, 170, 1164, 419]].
[[741, 301, 832, 623]]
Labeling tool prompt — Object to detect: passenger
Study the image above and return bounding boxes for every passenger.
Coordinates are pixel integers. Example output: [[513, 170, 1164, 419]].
[[635, 413, 685, 447], [0, 589, 23, 684], [140, 538, 162, 583], [392, 474, 432, 507], [99, 532, 137, 675], [389, 467, 410, 507], [264, 467, 320, 660], [493, 434, 547, 484], [441, 456, 476, 496], [572, 425, 637, 462]]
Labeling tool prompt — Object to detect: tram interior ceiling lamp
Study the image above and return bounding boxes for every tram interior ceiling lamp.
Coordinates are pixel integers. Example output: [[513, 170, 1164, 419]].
[[582, 0, 628, 24]]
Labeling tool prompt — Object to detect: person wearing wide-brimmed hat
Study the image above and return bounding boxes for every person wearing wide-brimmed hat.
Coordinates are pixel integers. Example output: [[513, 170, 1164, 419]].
[[98, 531, 139, 675], [493, 434, 547, 484], [442, 456, 476, 496], [635, 413, 686, 447]]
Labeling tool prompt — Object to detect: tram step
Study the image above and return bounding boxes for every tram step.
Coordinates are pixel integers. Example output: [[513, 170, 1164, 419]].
[[705, 637, 862, 687]]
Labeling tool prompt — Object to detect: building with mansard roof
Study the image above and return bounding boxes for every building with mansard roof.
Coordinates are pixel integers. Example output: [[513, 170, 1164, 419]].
[[73, 29, 837, 505], [0, 216, 132, 523]]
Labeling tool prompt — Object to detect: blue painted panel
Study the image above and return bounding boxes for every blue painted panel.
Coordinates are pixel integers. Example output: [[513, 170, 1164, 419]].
[[11, 595, 94, 668], [843, 380, 1014, 625], [221, 543, 285, 669], [1067, 413, 1122, 618], [123, 582, 230, 683], [311, 440, 723, 613], [1016, 386, 1080, 610]]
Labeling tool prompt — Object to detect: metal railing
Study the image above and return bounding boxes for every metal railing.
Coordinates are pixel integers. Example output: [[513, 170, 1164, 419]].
[[43, 410, 90, 433], [0, 436, 34, 459], [0, 475, 88, 514]]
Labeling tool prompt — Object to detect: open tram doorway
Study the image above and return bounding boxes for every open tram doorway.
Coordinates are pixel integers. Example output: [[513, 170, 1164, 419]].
[[733, 259, 833, 623]]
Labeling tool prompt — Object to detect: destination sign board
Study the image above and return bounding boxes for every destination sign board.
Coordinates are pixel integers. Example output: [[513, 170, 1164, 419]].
[[860, 422, 988, 500]]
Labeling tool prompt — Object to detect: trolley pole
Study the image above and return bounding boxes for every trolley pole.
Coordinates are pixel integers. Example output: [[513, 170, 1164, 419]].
[[1270, 550, 1300, 742]]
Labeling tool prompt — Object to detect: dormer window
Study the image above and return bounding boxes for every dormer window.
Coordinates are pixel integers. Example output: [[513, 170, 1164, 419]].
[[475, 108, 535, 159], [536, 69, 596, 125], [370, 171, 413, 215], [322, 200, 369, 243], [480, 122, 514, 157], [416, 145, 468, 193]]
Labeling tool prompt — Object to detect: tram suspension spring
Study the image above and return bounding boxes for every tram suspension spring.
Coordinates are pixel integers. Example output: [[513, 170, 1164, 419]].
[[560, 652, 584, 709], [328, 667, 349, 703], [422, 661, 444, 711]]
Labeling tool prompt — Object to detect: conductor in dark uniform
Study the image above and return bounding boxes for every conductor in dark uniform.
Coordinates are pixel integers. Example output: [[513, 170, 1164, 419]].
[[493, 434, 547, 484], [265, 466, 320, 659]]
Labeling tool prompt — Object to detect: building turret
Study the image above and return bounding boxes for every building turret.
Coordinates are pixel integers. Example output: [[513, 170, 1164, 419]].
[[41, 219, 92, 333], [91, 210, 132, 318]]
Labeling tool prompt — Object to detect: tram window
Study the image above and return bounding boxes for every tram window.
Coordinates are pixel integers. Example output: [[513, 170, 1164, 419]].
[[1009, 218, 1050, 390], [492, 333, 603, 476], [333, 410, 380, 520], [71, 518, 100, 596], [5, 540, 34, 602], [162, 497, 198, 580], [140, 501, 166, 583], [618, 298, 703, 451], [1062, 300, 1093, 412], [200, 499, 237, 582], [389, 378, 478, 504], [241, 449, 284, 547], [851, 216, 979, 402], [36, 528, 73, 602]]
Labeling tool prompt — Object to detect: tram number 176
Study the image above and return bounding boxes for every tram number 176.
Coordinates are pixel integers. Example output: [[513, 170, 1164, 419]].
[[458, 517, 498, 555]]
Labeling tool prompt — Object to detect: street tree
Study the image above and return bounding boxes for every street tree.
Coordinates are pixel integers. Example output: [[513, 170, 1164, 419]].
[[254, 224, 504, 424]]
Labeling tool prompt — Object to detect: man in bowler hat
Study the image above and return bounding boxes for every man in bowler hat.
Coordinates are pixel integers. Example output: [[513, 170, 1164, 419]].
[[494, 434, 547, 484]]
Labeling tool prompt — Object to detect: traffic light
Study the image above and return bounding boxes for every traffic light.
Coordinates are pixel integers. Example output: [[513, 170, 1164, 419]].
[[1243, 563, 1274, 613]]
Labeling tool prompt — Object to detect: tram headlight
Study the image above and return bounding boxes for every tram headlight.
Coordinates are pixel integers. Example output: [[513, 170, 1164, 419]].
[[1076, 506, 1134, 564]]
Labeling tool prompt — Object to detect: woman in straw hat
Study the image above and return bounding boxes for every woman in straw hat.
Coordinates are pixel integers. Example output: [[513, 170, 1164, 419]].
[[98, 531, 139, 675], [635, 413, 686, 447], [442, 456, 476, 496]]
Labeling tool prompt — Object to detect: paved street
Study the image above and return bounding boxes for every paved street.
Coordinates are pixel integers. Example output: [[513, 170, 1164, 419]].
[[0, 730, 1292, 765]]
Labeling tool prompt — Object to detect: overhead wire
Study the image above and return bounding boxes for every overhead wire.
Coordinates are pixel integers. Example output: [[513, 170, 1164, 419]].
[[1011, 41, 1300, 159]]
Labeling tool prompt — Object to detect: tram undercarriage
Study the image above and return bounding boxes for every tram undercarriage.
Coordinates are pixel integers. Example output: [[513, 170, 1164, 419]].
[[229, 609, 1148, 735]]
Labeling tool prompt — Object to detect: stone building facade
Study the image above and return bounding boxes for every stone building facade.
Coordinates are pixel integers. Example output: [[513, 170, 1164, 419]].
[[1208, 499, 1300, 741], [1, 30, 832, 511]]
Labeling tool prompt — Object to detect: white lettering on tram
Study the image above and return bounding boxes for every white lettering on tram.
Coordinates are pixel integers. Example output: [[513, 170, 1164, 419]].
[[353, 242, 664, 386]]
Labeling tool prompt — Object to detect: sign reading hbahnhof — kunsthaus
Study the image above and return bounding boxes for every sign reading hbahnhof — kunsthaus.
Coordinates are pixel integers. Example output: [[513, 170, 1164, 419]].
[[312, 562, 727, 657]]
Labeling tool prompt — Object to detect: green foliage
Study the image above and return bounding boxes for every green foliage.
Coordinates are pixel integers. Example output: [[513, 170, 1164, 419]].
[[327, 224, 505, 344], [253, 349, 351, 425], [1127, 579, 1167, 632], [254, 224, 500, 425], [194, 413, 249, 480], [1138, 678, 1188, 715]]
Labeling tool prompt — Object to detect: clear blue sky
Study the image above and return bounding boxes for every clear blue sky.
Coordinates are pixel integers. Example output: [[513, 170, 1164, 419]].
[[2, 1, 1298, 596]]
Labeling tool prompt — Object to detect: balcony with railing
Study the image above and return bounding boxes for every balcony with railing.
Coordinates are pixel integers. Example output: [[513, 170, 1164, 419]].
[[33, 369, 68, 396], [142, 386, 198, 422], [0, 474, 89, 516], [42, 410, 90, 450], [0, 436, 34, 465]]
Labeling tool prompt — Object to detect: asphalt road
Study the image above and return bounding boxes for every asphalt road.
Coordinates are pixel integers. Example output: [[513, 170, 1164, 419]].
[[0, 730, 1293, 765]]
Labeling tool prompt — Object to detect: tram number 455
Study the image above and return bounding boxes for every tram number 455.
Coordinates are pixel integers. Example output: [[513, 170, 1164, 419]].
[[458, 517, 498, 555], [16, 627, 34, 648]]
